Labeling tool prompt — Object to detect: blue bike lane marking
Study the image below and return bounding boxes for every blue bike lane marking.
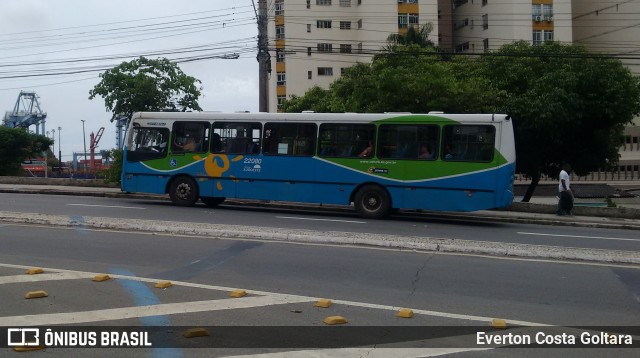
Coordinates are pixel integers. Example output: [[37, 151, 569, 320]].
[[109, 268, 183, 358]]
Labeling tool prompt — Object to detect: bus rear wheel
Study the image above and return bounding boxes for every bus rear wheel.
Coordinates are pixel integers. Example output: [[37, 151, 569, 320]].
[[169, 176, 199, 206], [354, 185, 391, 219], [201, 196, 226, 207]]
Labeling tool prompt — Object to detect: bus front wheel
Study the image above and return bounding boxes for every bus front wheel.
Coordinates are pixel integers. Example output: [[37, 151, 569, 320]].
[[169, 176, 199, 206], [354, 185, 391, 219], [201, 196, 226, 207]]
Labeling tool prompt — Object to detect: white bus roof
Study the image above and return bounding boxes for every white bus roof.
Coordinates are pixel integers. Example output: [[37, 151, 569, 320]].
[[131, 112, 510, 124]]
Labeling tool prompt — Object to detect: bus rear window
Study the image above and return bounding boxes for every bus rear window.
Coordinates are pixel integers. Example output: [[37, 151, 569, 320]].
[[442, 125, 495, 162]]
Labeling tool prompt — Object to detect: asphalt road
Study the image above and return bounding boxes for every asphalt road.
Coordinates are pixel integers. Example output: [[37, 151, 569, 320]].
[[1, 193, 640, 253], [1, 193, 639, 356]]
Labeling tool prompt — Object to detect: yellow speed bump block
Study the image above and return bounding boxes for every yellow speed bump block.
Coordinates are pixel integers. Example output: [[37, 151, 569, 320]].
[[323, 316, 348, 325], [314, 299, 333, 308], [491, 319, 507, 329], [13, 345, 46, 352], [25, 290, 48, 299], [92, 274, 111, 282], [230, 289, 247, 298], [155, 281, 172, 289], [183, 328, 210, 338], [25, 268, 44, 275], [396, 308, 414, 318]]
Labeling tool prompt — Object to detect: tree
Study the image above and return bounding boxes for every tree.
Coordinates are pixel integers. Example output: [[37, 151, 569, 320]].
[[386, 23, 434, 48], [282, 45, 493, 114], [478, 41, 640, 201], [0, 127, 53, 176], [281, 86, 333, 113], [100, 148, 123, 185], [89, 56, 202, 184], [89, 56, 203, 123]]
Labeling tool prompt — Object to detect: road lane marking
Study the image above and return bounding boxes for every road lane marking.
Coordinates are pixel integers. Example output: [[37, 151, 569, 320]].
[[67, 203, 146, 210], [0, 295, 315, 326], [518, 231, 640, 243], [0, 272, 94, 285], [276, 216, 366, 224]]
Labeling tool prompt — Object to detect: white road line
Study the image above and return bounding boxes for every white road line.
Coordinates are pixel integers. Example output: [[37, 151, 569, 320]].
[[518, 231, 640, 243], [277, 216, 366, 224], [226, 348, 491, 358], [0, 272, 94, 285], [0, 262, 552, 327], [331, 300, 551, 327], [66, 204, 146, 210], [1, 295, 315, 326]]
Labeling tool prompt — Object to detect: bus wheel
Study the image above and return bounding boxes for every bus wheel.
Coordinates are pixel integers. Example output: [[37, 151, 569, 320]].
[[169, 176, 199, 206], [201, 197, 226, 207], [354, 185, 390, 219]]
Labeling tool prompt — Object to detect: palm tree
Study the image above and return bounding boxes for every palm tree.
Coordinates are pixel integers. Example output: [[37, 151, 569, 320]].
[[386, 23, 434, 48]]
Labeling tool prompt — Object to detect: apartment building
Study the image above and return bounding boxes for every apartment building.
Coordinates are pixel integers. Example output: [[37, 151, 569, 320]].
[[571, 0, 640, 170], [268, 0, 438, 112], [449, 0, 572, 52], [268, 0, 639, 173]]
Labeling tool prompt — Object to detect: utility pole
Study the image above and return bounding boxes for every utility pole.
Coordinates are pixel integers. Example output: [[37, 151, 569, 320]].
[[58, 126, 62, 174], [256, 0, 271, 112]]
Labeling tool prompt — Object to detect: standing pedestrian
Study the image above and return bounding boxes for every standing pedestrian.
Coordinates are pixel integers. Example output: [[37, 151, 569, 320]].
[[557, 163, 574, 216]]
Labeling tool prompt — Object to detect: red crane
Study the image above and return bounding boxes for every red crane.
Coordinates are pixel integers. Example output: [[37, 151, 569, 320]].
[[89, 127, 104, 170]]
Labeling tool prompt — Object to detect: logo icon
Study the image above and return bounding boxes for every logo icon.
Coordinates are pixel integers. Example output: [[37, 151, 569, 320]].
[[7, 328, 40, 346], [169, 159, 177, 167]]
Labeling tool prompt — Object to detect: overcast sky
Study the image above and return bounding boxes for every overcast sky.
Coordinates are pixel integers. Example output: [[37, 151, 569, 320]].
[[0, 0, 259, 161]]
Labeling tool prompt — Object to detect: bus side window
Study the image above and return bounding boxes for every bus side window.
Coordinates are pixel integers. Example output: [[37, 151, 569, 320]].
[[212, 122, 262, 154], [172, 121, 208, 153], [318, 123, 375, 158], [264, 123, 316, 156], [442, 125, 495, 162]]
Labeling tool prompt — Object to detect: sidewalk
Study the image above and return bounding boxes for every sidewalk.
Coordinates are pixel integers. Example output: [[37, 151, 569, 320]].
[[0, 182, 639, 230]]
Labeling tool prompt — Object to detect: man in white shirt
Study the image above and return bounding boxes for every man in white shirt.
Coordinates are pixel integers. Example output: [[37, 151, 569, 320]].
[[557, 163, 574, 216]]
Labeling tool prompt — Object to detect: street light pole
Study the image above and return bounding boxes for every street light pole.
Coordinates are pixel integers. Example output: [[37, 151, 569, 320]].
[[58, 126, 62, 175], [81, 120, 87, 177]]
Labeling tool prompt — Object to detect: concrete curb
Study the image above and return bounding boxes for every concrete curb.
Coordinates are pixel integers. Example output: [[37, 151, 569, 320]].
[[1, 211, 638, 265]]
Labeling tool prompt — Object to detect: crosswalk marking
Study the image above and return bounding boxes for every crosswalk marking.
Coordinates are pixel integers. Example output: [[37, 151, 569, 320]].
[[1, 295, 314, 326], [0, 262, 549, 327], [0, 271, 94, 285]]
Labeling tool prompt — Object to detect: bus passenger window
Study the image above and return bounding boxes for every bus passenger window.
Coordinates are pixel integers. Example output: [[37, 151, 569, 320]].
[[264, 122, 317, 156], [442, 125, 495, 162], [212, 122, 262, 154], [378, 124, 439, 160], [318, 123, 375, 158], [172, 121, 209, 153]]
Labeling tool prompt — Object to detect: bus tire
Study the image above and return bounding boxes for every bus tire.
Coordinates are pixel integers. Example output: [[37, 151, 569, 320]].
[[354, 185, 391, 219], [201, 196, 226, 207], [169, 176, 199, 206]]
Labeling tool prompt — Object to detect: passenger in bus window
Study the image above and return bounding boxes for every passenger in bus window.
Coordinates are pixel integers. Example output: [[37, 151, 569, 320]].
[[358, 141, 373, 157], [443, 143, 455, 160], [418, 144, 432, 159], [211, 133, 222, 152]]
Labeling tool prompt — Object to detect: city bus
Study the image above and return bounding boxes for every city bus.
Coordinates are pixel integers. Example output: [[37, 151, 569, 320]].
[[122, 112, 515, 218]]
